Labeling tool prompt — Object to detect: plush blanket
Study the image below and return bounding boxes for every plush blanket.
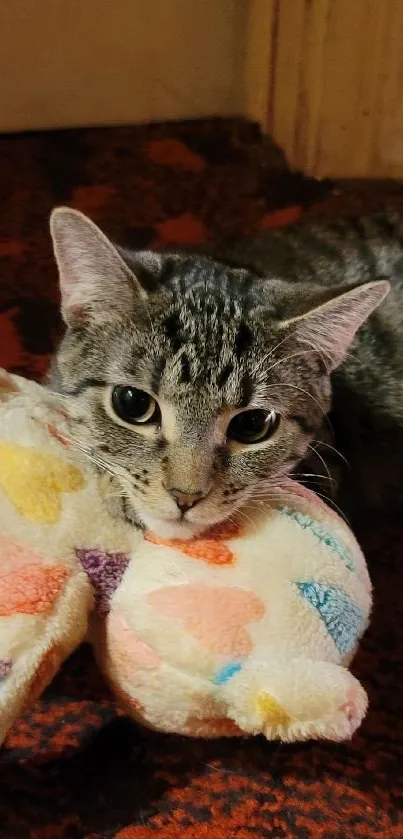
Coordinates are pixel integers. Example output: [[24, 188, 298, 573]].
[[0, 119, 402, 839]]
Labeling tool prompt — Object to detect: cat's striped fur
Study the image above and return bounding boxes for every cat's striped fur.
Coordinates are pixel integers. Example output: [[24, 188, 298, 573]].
[[49, 208, 403, 536], [213, 209, 403, 518]]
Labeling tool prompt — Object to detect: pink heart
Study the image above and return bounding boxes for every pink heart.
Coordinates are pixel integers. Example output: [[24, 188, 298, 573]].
[[148, 584, 265, 657], [0, 536, 47, 572], [107, 613, 161, 686]]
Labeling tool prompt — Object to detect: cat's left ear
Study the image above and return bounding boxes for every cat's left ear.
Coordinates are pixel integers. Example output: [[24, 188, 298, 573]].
[[281, 279, 390, 371], [50, 207, 153, 326]]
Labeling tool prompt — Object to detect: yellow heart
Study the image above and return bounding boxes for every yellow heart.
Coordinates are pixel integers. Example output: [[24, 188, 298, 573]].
[[0, 443, 85, 524], [255, 692, 291, 726]]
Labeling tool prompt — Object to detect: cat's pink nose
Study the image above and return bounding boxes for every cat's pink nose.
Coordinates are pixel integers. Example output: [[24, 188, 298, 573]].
[[168, 487, 205, 512]]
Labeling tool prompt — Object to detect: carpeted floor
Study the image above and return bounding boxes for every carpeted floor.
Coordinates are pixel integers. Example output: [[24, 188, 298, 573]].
[[0, 119, 402, 838]]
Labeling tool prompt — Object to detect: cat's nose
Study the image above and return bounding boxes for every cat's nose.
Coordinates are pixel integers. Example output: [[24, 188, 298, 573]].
[[168, 487, 205, 512]]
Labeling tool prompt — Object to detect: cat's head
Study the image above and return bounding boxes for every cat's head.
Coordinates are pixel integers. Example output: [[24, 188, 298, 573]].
[[49, 208, 389, 539]]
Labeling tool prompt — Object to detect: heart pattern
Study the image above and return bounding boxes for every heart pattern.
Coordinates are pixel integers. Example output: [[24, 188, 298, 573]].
[[0, 442, 85, 523], [296, 581, 365, 656], [255, 692, 291, 726], [145, 519, 241, 566], [0, 562, 70, 617], [76, 548, 130, 615], [148, 584, 265, 657], [107, 613, 161, 686]]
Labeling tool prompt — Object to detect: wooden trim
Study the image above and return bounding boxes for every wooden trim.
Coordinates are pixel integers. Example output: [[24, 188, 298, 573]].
[[243, 0, 277, 128], [245, 0, 403, 179]]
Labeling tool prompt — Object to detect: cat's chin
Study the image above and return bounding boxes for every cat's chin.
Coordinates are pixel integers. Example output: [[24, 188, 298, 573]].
[[139, 513, 209, 541]]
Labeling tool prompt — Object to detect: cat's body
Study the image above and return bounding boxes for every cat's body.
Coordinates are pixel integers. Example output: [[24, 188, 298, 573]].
[[48, 208, 403, 537]]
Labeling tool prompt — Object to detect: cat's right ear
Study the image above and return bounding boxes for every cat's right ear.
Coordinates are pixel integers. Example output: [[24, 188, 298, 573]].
[[50, 207, 150, 326], [279, 279, 390, 371]]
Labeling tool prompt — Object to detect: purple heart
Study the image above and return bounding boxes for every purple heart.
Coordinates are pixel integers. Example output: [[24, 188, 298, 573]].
[[76, 548, 130, 615]]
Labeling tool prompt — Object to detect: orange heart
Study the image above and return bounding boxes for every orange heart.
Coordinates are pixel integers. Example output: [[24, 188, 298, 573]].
[[145, 519, 241, 566], [0, 562, 70, 617]]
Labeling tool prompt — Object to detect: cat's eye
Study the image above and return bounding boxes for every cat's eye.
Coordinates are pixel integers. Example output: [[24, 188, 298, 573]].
[[111, 386, 160, 425], [227, 409, 279, 444]]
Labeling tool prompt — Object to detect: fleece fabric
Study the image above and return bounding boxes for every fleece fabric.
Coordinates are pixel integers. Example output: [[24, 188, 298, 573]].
[[0, 369, 371, 746]]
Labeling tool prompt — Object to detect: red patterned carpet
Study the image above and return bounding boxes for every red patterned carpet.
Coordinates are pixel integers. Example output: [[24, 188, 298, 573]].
[[0, 119, 402, 838]]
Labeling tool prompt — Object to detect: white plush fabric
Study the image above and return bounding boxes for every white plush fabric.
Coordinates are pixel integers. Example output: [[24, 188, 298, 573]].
[[0, 370, 371, 745]]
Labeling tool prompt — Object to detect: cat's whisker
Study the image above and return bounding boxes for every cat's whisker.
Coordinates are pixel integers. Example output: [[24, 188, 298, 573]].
[[292, 471, 336, 484], [251, 332, 300, 376], [267, 477, 350, 524], [307, 443, 333, 486], [105, 487, 130, 500], [60, 434, 119, 479], [295, 335, 328, 371], [261, 381, 332, 429], [299, 334, 354, 371], [247, 473, 312, 501], [251, 339, 288, 376], [245, 501, 277, 517], [234, 507, 258, 528], [70, 439, 125, 476], [79, 454, 116, 478], [311, 438, 349, 467], [256, 348, 317, 379], [305, 487, 350, 524], [46, 390, 73, 401], [246, 484, 287, 504]]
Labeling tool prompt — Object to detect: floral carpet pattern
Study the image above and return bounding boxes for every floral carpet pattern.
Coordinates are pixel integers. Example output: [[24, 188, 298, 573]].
[[0, 119, 402, 838]]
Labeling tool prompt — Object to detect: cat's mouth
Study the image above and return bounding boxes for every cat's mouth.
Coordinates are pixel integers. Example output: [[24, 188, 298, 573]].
[[140, 512, 208, 541], [125, 486, 242, 541], [137, 497, 236, 540]]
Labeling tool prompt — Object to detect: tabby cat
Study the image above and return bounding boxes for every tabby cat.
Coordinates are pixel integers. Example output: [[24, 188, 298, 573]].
[[49, 207, 403, 538]]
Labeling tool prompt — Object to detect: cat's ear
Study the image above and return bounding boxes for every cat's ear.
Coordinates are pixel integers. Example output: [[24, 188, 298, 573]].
[[50, 207, 149, 326], [282, 280, 390, 371]]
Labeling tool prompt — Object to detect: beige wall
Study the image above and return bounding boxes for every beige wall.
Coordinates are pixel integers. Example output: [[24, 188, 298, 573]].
[[0, 0, 247, 132], [3, 0, 403, 180]]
